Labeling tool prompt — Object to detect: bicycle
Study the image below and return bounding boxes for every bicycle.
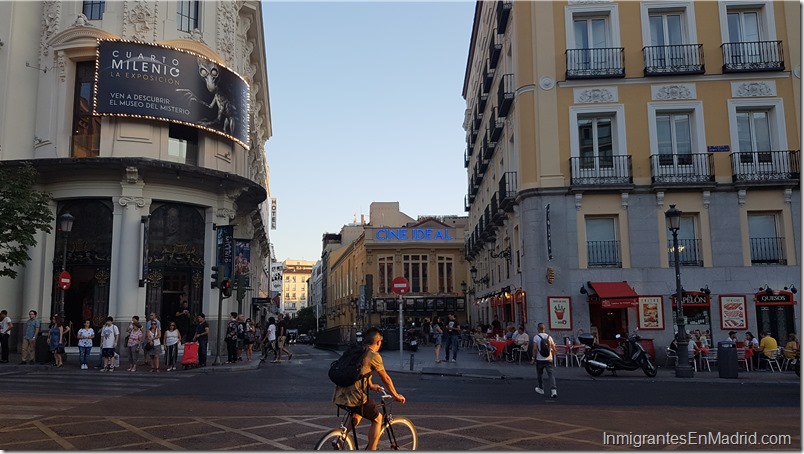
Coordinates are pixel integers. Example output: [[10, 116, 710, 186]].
[[314, 387, 418, 450]]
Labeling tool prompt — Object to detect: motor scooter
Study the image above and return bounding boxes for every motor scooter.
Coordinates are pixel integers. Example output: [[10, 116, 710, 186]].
[[579, 330, 657, 377], [403, 328, 418, 352]]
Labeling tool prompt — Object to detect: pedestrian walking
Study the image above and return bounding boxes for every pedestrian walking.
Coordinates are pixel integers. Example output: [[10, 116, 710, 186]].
[[274, 313, 292, 363], [432, 318, 443, 363], [21, 310, 40, 365], [262, 316, 277, 363], [244, 319, 256, 361], [99, 317, 119, 372], [236, 314, 246, 361], [225, 312, 239, 364], [532, 322, 557, 398], [193, 313, 209, 367], [145, 321, 162, 372], [444, 313, 461, 363], [48, 315, 65, 368], [76, 319, 95, 370], [0, 310, 13, 363], [163, 322, 180, 371], [127, 321, 143, 372]]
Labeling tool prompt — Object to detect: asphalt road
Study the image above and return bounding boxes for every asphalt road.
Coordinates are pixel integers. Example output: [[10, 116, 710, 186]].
[[0, 345, 799, 450]]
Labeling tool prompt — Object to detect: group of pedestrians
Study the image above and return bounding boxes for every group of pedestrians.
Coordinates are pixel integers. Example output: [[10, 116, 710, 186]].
[[259, 313, 293, 363]]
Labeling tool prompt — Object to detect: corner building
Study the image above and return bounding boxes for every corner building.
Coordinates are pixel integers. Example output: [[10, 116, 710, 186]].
[[0, 1, 273, 355], [463, 0, 800, 361]]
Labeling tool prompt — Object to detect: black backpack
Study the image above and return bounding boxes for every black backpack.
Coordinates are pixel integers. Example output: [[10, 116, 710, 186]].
[[328, 344, 369, 387], [538, 334, 551, 357]]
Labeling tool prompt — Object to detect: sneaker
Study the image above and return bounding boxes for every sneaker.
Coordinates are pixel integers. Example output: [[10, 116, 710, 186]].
[[107, 367, 113, 372], [551, 390, 558, 398], [288, 353, 293, 361], [534, 387, 544, 395], [450, 359, 456, 363]]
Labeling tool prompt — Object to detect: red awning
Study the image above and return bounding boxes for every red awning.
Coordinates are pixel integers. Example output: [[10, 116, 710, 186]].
[[589, 281, 639, 308]]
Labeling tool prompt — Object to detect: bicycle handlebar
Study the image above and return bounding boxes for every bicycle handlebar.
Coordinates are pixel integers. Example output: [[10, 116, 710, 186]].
[[376, 386, 393, 399]]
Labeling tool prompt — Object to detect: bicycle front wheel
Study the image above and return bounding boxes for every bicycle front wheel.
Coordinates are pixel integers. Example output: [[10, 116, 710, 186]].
[[378, 417, 418, 450], [314, 429, 355, 450]]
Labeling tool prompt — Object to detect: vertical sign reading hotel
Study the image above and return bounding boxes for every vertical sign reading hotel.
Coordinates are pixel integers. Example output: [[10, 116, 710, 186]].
[[270, 198, 277, 230]]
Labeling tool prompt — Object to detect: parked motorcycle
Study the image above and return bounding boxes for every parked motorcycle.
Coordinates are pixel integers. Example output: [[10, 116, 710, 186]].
[[579, 330, 657, 377], [403, 328, 419, 352]]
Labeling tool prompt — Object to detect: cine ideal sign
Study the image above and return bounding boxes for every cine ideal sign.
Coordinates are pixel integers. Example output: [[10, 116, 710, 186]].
[[375, 228, 454, 241], [94, 40, 250, 147]]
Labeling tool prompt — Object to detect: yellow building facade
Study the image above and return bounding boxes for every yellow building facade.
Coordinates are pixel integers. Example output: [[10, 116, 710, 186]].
[[463, 1, 800, 358]]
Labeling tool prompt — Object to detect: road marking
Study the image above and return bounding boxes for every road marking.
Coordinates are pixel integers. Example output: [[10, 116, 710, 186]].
[[198, 418, 296, 450], [32, 419, 76, 450], [110, 418, 187, 451]]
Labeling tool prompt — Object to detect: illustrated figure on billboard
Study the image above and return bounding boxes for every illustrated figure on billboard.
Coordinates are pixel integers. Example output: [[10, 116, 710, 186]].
[[176, 58, 238, 136]]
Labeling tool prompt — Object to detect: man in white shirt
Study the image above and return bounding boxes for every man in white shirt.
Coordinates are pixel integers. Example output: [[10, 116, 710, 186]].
[[100, 316, 120, 372]]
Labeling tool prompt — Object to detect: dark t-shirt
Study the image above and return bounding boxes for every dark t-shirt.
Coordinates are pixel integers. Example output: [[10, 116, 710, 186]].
[[195, 321, 209, 340], [176, 310, 190, 332], [277, 320, 287, 338]]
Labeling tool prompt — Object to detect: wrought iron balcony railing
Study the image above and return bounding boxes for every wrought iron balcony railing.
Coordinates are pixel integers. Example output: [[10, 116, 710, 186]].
[[489, 29, 502, 69], [490, 107, 504, 142], [650, 153, 714, 185], [497, 73, 514, 117], [483, 59, 496, 92], [498, 171, 517, 211], [496, 0, 511, 34], [750, 237, 787, 265], [667, 238, 703, 267], [730, 150, 800, 183], [643, 44, 704, 76], [587, 240, 621, 268], [566, 48, 625, 79], [570, 155, 632, 186], [722, 41, 784, 72]]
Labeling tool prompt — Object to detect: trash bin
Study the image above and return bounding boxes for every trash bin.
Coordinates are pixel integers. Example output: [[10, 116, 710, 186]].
[[717, 341, 738, 378]]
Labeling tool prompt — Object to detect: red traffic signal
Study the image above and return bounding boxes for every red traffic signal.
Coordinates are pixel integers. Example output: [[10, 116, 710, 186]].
[[221, 279, 233, 298]]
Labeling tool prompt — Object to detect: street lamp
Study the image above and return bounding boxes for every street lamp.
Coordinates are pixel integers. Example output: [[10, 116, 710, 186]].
[[665, 204, 693, 378], [58, 212, 75, 317]]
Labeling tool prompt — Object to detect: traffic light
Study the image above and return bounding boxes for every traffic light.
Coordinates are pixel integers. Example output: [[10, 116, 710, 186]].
[[221, 279, 232, 298], [211, 266, 222, 289], [236, 275, 246, 302]]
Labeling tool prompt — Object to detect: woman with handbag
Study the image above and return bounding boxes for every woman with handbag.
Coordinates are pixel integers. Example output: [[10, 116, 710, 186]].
[[127, 321, 143, 372], [145, 322, 162, 372], [48, 315, 65, 368], [163, 322, 180, 371]]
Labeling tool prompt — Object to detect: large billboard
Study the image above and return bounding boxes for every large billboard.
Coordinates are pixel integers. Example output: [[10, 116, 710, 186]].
[[94, 39, 250, 147]]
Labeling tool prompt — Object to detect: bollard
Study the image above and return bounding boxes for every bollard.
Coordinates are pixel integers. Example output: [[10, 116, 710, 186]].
[[410, 354, 414, 371]]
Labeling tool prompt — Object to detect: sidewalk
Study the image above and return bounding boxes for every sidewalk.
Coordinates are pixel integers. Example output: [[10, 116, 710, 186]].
[[378, 343, 801, 385]]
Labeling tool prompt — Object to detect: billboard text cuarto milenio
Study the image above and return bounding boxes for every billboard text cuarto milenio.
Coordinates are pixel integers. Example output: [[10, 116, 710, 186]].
[[93, 39, 250, 147]]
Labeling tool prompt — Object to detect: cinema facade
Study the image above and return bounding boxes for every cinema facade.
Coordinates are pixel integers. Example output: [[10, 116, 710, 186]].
[[0, 1, 273, 354]]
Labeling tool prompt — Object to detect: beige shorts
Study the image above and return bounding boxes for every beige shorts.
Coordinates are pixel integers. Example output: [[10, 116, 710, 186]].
[[277, 336, 286, 349]]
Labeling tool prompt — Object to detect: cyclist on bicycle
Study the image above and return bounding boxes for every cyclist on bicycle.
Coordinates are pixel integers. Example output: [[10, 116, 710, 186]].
[[332, 327, 406, 450]]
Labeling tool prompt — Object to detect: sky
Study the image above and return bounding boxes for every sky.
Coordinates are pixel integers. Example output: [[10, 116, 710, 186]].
[[261, 1, 476, 263]]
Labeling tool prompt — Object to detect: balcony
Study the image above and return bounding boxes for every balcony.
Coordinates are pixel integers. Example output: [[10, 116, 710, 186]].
[[464, 195, 470, 212], [482, 206, 496, 242], [730, 150, 800, 184], [496, 0, 511, 34], [483, 59, 496, 92], [497, 73, 514, 116], [587, 240, 621, 268], [750, 237, 787, 265], [491, 192, 505, 225], [668, 238, 703, 267], [643, 44, 704, 76], [464, 148, 470, 168], [482, 130, 496, 161], [498, 171, 517, 211], [466, 136, 474, 156], [478, 86, 488, 112], [570, 155, 633, 186], [489, 107, 504, 142], [467, 186, 475, 204], [489, 29, 502, 69], [650, 153, 715, 185], [722, 41, 784, 72], [566, 48, 625, 79]]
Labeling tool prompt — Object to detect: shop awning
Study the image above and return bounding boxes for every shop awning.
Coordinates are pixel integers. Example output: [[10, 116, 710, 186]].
[[589, 281, 639, 308]]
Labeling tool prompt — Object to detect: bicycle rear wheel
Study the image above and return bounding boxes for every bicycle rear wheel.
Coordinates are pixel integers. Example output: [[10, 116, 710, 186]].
[[314, 429, 355, 450], [378, 417, 418, 450]]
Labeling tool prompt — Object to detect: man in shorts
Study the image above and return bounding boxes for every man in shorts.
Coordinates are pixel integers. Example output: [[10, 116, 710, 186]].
[[100, 316, 119, 372], [275, 313, 293, 363], [332, 327, 406, 450]]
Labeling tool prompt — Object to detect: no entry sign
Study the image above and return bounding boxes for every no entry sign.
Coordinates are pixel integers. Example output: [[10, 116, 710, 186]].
[[391, 276, 409, 295], [59, 271, 71, 290]]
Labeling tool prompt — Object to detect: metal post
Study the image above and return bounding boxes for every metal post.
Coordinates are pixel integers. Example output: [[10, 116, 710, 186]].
[[59, 231, 69, 316], [213, 290, 223, 365], [672, 226, 693, 378], [398, 294, 404, 369]]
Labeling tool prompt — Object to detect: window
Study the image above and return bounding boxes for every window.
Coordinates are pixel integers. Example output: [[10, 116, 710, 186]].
[[667, 215, 702, 266], [167, 124, 198, 165], [578, 116, 613, 170], [402, 255, 428, 293], [436, 256, 454, 293], [640, 2, 700, 73], [82, 1, 105, 20], [585, 217, 620, 267], [656, 113, 692, 165], [727, 99, 787, 172], [71, 62, 101, 158], [719, 1, 781, 71], [378, 256, 394, 294], [565, 4, 622, 77], [748, 213, 785, 264], [177, 0, 200, 33], [648, 102, 707, 178], [570, 106, 629, 185]]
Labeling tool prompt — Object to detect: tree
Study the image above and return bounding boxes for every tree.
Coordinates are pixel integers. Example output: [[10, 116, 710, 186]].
[[289, 306, 316, 334], [0, 165, 53, 278]]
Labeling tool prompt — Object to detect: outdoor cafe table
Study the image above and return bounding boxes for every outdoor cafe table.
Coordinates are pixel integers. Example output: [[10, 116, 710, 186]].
[[488, 339, 513, 360]]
